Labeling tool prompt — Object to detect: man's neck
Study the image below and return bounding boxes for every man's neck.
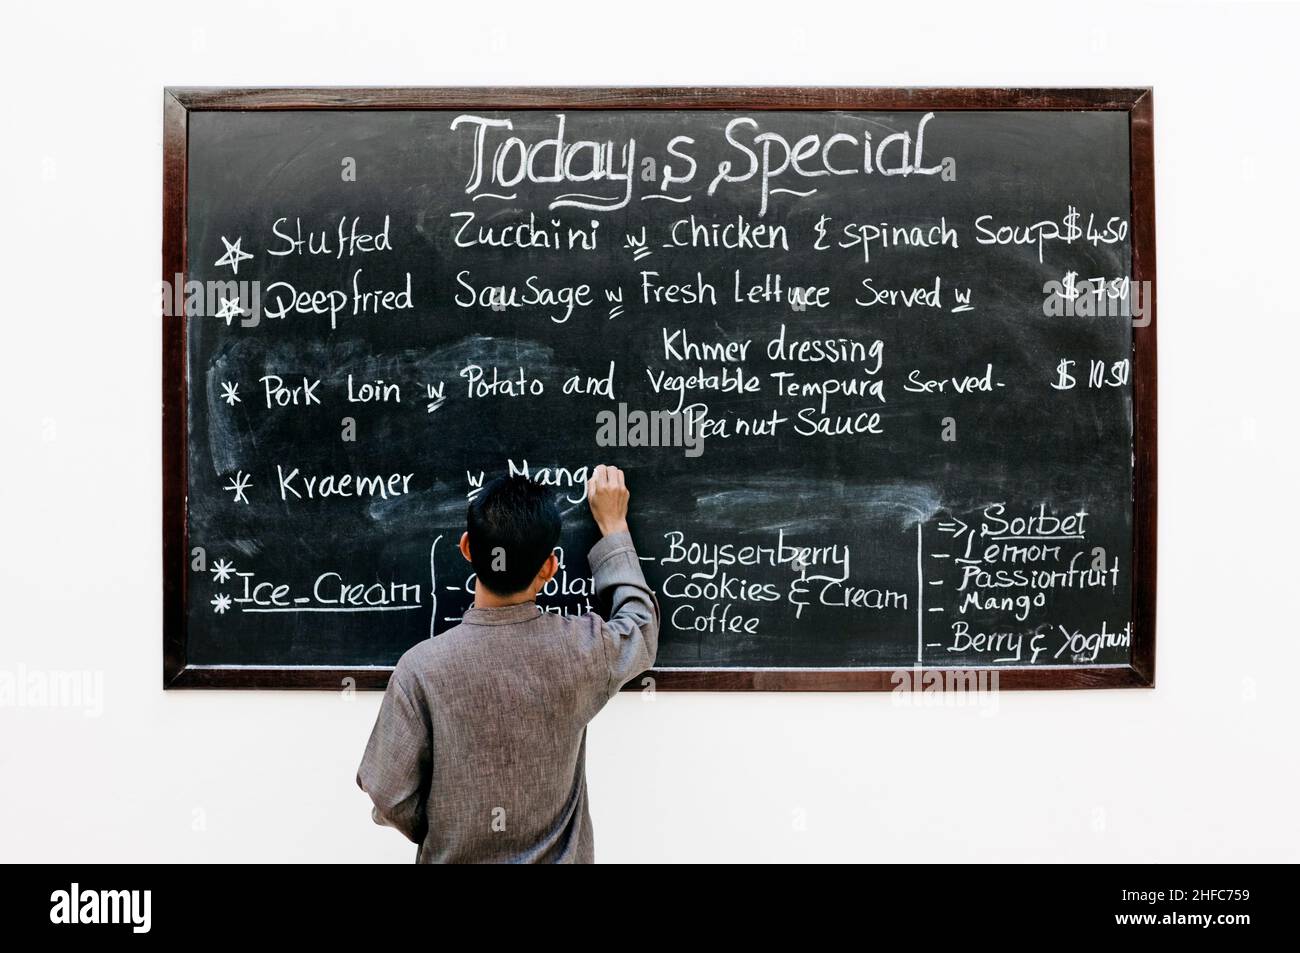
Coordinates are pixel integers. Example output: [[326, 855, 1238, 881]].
[[473, 581, 537, 610]]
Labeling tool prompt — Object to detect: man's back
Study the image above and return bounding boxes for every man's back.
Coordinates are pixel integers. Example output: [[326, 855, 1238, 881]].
[[358, 529, 658, 863]]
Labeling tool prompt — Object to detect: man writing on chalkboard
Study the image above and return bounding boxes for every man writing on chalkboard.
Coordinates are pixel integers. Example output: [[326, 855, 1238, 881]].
[[357, 465, 658, 863]]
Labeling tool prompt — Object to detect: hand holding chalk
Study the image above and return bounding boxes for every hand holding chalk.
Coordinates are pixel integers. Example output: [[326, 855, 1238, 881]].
[[587, 464, 630, 537]]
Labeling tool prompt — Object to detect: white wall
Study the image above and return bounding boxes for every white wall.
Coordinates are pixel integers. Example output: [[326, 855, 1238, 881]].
[[2, 0, 1297, 863]]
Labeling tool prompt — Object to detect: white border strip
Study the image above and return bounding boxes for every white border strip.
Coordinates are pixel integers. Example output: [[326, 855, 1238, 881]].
[[185, 663, 1132, 673]]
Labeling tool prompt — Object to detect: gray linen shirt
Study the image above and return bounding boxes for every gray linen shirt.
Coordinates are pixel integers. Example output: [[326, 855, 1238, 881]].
[[357, 531, 659, 863]]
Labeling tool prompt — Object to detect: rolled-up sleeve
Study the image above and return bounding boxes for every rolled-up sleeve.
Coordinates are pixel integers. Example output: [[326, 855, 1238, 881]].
[[357, 658, 431, 845], [589, 531, 661, 696]]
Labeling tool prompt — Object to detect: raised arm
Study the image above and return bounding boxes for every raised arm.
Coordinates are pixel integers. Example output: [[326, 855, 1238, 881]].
[[587, 465, 660, 696]]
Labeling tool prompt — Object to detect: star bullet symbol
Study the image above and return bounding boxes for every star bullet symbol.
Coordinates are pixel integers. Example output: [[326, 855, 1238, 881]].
[[213, 297, 247, 326], [211, 593, 232, 614], [211, 558, 236, 584], [220, 381, 241, 406], [223, 470, 253, 504], [214, 235, 253, 274]]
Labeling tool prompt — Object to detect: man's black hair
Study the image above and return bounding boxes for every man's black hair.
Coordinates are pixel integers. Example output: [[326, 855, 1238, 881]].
[[466, 475, 562, 596]]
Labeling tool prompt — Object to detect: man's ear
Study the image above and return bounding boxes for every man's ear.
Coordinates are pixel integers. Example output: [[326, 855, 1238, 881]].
[[536, 551, 559, 585], [459, 532, 472, 564]]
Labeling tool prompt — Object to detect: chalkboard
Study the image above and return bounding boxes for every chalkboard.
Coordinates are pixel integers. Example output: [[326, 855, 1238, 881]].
[[163, 88, 1157, 690]]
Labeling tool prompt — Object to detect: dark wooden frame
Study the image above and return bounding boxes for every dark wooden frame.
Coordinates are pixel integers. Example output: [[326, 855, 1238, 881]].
[[163, 87, 1156, 691]]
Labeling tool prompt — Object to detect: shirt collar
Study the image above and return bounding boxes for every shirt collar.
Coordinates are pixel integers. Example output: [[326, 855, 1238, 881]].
[[461, 602, 544, 626]]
